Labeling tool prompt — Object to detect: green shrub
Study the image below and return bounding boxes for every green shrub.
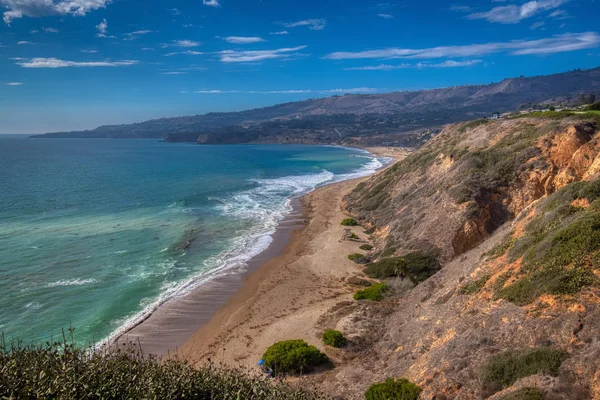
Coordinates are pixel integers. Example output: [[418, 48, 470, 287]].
[[262, 340, 329, 375], [497, 387, 545, 400], [360, 244, 374, 251], [381, 246, 397, 258], [354, 283, 388, 301], [348, 253, 366, 263], [460, 274, 491, 295], [364, 253, 441, 284], [0, 336, 323, 399], [341, 218, 358, 226], [349, 233, 359, 240], [486, 234, 516, 260], [481, 348, 568, 393], [587, 101, 600, 111], [322, 330, 346, 348], [364, 378, 421, 400]]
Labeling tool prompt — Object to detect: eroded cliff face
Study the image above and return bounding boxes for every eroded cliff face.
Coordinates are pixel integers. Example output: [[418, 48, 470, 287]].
[[346, 118, 600, 263], [312, 116, 600, 399]]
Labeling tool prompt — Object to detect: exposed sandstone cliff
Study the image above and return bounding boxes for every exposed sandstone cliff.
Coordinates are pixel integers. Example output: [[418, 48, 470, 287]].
[[310, 115, 600, 399]]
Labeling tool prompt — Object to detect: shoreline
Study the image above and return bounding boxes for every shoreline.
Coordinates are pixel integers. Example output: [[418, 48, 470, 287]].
[[114, 146, 406, 357], [173, 146, 406, 368]]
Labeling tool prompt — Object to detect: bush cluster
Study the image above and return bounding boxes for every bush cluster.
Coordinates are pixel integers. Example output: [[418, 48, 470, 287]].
[[353, 283, 388, 301], [262, 340, 329, 375], [321, 330, 346, 348], [459, 274, 491, 295], [359, 244, 374, 251], [348, 253, 366, 263], [481, 348, 568, 393], [341, 218, 358, 226], [364, 378, 421, 400], [0, 337, 323, 399], [364, 253, 441, 284]]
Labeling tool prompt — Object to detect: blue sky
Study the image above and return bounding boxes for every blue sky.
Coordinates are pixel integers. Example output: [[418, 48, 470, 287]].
[[0, 0, 599, 134]]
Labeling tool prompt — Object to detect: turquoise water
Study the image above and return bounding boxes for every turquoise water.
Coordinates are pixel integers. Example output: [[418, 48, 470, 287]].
[[0, 136, 387, 347]]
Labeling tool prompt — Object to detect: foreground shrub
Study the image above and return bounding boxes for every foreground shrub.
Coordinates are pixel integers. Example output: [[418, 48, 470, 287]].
[[262, 340, 329, 375], [481, 348, 568, 393], [0, 336, 323, 399], [341, 218, 358, 226], [322, 330, 346, 348], [364, 378, 421, 400], [364, 253, 441, 284], [460, 274, 491, 295], [497, 387, 545, 400], [360, 244, 373, 251], [354, 283, 388, 301]]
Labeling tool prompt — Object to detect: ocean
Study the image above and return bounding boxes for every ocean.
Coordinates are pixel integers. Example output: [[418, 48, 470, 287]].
[[0, 136, 388, 347]]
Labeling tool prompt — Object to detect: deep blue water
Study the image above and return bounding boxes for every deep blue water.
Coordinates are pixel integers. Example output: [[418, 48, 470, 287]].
[[0, 136, 386, 346]]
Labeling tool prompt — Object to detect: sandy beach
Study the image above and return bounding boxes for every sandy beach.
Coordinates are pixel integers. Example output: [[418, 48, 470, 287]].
[[175, 147, 406, 369]]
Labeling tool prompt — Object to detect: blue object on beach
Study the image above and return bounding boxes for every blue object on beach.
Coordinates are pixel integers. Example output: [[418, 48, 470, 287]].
[[258, 359, 265, 366]]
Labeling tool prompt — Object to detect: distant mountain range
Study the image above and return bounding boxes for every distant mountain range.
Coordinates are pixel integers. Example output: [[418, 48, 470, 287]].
[[33, 67, 600, 146]]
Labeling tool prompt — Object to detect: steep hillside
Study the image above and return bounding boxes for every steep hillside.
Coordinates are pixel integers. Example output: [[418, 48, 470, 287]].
[[32, 67, 600, 144], [310, 114, 600, 399]]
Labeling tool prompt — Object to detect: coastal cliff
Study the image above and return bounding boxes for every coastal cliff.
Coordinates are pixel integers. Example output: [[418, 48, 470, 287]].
[[309, 113, 600, 398]]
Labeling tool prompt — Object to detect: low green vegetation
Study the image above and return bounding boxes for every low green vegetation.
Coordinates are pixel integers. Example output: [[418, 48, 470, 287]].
[[515, 110, 600, 123], [348, 253, 366, 263], [262, 340, 329, 375], [587, 101, 600, 111], [481, 348, 568, 393], [0, 337, 323, 399], [359, 244, 373, 251], [349, 233, 359, 240], [458, 118, 490, 133], [354, 283, 388, 301], [497, 387, 545, 400], [341, 218, 358, 226], [380, 246, 397, 258], [459, 274, 491, 295], [321, 330, 346, 348], [486, 234, 516, 260], [364, 378, 422, 400], [497, 179, 600, 305], [364, 253, 441, 284]]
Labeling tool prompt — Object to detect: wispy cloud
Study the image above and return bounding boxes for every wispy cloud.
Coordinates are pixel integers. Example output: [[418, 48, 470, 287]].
[[345, 59, 483, 70], [203, 0, 220, 7], [530, 21, 545, 30], [163, 40, 201, 48], [449, 5, 473, 12], [17, 58, 138, 68], [43, 27, 59, 33], [467, 0, 566, 24], [17, 40, 33, 45], [269, 30, 288, 35], [161, 71, 187, 75], [124, 30, 153, 40], [281, 19, 326, 31], [325, 32, 600, 60], [170, 8, 181, 15], [164, 50, 204, 56], [6, 82, 22, 86], [218, 45, 307, 63], [81, 49, 98, 53], [191, 87, 378, 94], [2, 0, 111, 24], [221, 36, 265, 44], [377, 13, 394, 19]]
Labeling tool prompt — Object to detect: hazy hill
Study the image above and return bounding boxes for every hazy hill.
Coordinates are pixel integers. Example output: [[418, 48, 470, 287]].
[[33, 67, 600, 145]]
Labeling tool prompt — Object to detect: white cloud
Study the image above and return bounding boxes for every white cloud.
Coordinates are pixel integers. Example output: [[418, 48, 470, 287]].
[[161, 71, 187, 75], [163, 40, 201, 48], [281, 19, 326, 31], [17, 40, 33, 44], [345, 59, 483, 70], [203, 0, 220, 7], [17, 57, 138, 68], [269, 30, 288, 35], [467, 0, 566, 24], [2, 0, 111, 24], [141, 47, 155, 51], [192, 87, 378, 94], [325, 32, 600, 60], [81, 49, 98, 53], [530, 21, 545, 30], [96, 18, 107, 37], [170, 8, 180, 15], [221, 36, 265, 44], [377, 13, 394, 19], [164, 50, 204, 56], [44, 27, 59, 33], [6, 82, 22, 85], [217, 45, 307, 63], [124, 29, 152, 40], [449, 5, 473, 12]]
